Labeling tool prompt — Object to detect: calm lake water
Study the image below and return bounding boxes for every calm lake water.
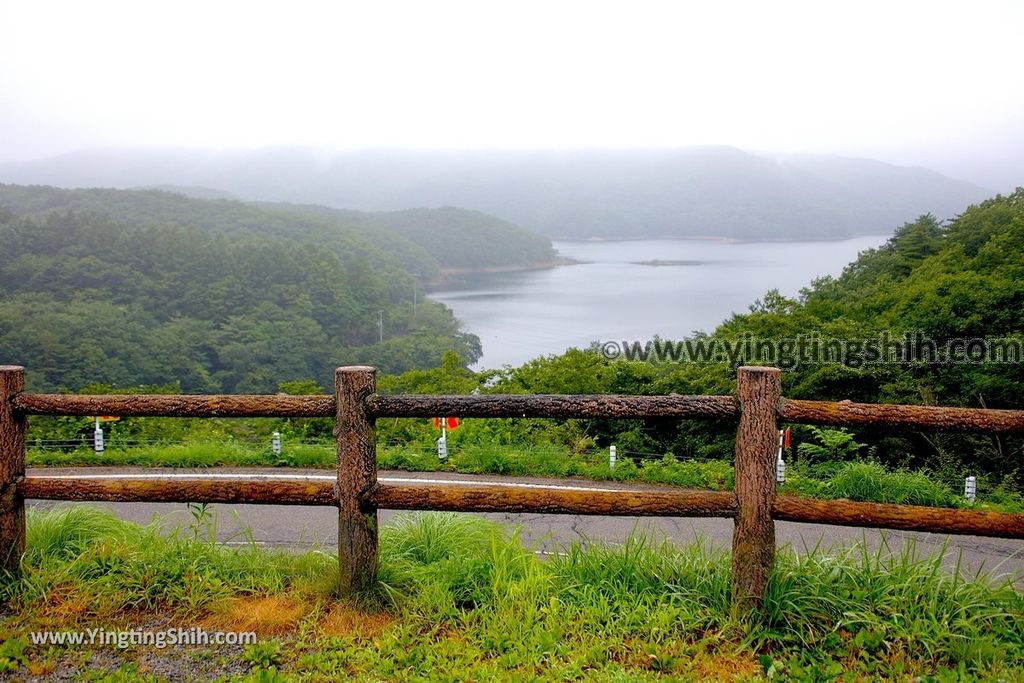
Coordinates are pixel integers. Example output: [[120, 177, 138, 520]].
[[429, 236, 889, 369]]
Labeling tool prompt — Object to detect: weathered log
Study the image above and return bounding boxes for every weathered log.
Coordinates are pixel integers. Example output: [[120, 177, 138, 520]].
[[335, 367, 378, 596], [372, 482, 738, 517], [20, 475, 336, 505], [12, 393, 334, 418], [731, 366, 782, 614], [17, 473, 1024, 540], [367, 393, 740, 420], [772, 496, 1024, 539], [1, 366, 26, 577], [783, 398, 1024, 433]]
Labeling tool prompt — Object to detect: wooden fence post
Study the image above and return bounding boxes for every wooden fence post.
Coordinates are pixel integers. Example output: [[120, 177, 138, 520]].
[[335, 366, 378, 596], [731, 366, 782, 614], [1, 366, 26, 578]]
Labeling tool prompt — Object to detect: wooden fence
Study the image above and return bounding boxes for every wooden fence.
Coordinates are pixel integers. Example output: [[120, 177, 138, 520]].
[[2, 364, 1023, 614]]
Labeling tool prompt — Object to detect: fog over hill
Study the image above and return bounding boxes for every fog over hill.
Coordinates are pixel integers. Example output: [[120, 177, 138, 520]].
[[0, 146, 992, 240]]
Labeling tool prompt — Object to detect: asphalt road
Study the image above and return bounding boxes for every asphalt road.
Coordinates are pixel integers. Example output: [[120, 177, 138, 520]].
[[26, 467, 1024, 583]]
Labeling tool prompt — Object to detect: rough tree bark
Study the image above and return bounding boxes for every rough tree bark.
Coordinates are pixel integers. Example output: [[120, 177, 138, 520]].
[[783, 398, 1024, 433], [367, 394, 740, 420], [13, 393, 334, 418], [335, 366, 378, 596], [372, 483, 737, 517], [21, 475, 336, 506], [1, 366, 26, 578], [731, 366, 782, 614]]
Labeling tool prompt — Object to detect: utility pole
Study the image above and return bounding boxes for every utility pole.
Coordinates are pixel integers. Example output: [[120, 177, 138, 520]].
[[410, 273, 421, 318], [377, 311, 383, 343]]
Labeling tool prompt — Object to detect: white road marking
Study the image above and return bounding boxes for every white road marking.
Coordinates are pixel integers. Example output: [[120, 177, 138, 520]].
[[26, 472, 625, 493]]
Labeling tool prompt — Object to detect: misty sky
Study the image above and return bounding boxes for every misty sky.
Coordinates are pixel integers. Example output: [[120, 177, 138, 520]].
[[1, 0, 1022, 189]]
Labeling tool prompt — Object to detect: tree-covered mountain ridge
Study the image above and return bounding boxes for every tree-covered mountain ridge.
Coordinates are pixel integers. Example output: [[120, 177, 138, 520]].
[[0, 184, 556, 391], [0, 146, 993, 239], [0, 184, 556, 274]]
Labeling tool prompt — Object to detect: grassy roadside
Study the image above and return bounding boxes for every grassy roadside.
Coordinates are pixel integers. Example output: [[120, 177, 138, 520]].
[[1, 507, 1022, 681], [25, 442, 1024, 513]]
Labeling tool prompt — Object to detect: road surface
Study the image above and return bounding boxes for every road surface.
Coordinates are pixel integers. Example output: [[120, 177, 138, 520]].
[[25, 467, 1024, 583]]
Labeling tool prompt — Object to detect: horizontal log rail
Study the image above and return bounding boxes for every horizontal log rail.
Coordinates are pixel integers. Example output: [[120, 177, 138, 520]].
[[13, 393, 335, 418], [19, 475, 1023, 539], [783, 398, 1024, 433], [771, 496, 1024, 539], [16, 391, 1024, 434], [366, 394, 741, 419], [4, 363, 1024, 616], [371, 482, 738, 517], [20, 474, 337, 506], [12, 392, 742, 421]]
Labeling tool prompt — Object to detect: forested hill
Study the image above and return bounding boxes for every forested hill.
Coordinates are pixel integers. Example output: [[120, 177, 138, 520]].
[[0, 184, 542, 392], [710, 188, 1024, 478], [254, 203, 557, 271], [0, 184, 555, 273], [714, 188, 1024, 409]]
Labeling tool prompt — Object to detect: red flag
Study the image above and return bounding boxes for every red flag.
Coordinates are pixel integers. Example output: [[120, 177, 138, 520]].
[[783, 428, 791, 449]]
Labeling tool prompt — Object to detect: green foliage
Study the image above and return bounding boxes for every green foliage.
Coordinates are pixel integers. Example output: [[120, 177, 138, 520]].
[[5, 509, 1023, 680], [268, 204, 556, 270], [795, 426, 869, 464], [26, 441, 335, 469], [22, 505, 139, 564], [0, 637, 29, 673], [826, 461, 958, 507], [242, 640, 284, 670], [5, 506, 336, 612], [0, 185, 502, 392]]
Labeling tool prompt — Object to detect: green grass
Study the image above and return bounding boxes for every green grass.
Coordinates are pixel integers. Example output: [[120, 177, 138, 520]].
[[825, 461, 958, 507], [26, 442, 336, 469], [1, 507, 1022, 681], [4, 507, 336, 617]]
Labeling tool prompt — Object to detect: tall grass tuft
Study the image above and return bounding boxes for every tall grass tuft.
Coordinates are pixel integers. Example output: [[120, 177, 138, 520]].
[[763, 537, 1024, 668], [828, 461, 958, 506], [7, 505, 337, 617], [23, 506, 139, 564], [377, 512, 545, 616]]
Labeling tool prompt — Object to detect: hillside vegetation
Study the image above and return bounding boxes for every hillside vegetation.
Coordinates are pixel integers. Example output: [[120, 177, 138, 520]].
[[0, 184, 555, 273], [362, 191, 1024, 487], [0, 185, 553, 390]]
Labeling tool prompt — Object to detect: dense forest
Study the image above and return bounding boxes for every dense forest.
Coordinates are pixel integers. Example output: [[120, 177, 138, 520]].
[[0, 185, 554, 391], [0, 184, 555, 274]]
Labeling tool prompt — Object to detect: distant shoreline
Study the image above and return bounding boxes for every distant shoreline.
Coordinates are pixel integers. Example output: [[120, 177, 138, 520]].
[[426, 257, 579, 288], [550, 233, 891, 245], [424, 233, 890, 287]]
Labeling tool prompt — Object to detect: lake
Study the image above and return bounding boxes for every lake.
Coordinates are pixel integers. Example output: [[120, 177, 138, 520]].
[[429, 236, 889, 369]]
